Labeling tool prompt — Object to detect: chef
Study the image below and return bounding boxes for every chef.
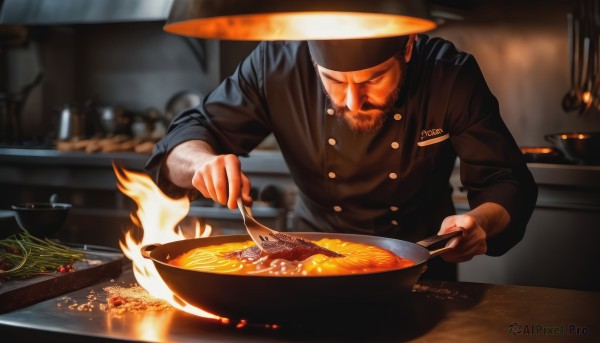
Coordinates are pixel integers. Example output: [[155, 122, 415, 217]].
[[146, 34, 538, 280]]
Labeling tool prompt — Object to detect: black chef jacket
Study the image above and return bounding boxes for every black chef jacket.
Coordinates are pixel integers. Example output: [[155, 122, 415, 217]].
[[146, 35, 538, 266]]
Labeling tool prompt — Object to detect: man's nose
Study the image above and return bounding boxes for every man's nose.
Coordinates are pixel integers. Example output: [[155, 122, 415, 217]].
[[346, 83, 365, 111]]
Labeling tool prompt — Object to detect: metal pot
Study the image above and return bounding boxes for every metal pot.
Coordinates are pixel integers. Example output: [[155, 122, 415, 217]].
[[520, 146, 563, 164], [97, 106, 132, 135], [141, 231, 460, 324], [56, 105, 83, 141], [164, 91, 202, 122], [545, 132, 600, 165], [11, 202, 71, 238]]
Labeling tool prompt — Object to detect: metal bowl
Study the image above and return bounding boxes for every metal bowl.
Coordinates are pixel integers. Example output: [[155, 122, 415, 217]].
[[545, 132, 600, 165], [164, 91, 202, 122], [11, 203, 72, 238]]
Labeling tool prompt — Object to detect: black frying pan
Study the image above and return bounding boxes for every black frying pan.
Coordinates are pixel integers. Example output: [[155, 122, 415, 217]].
[[141, 231, 460, 324]]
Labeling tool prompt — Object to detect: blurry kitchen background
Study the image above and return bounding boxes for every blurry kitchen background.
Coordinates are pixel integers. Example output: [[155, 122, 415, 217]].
[[3, 0, 599, 146], [1, 0, 599, 291]]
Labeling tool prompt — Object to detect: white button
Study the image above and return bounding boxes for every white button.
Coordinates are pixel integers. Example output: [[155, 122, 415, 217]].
[[394, 113, 402, 120], [333, 205, 342, 212], [391, 220, 399, 225], [390, 206, 399, 212], [326, 108, 335, 115], [389, 172, 398, 179], [328, 172, 336, 179], [391, 142, 399, 149], [328, 138, 336, 145]]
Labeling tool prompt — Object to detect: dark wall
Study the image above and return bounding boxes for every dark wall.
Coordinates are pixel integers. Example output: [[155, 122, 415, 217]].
[[5, 21, 222, 142], [430, 0, 600, 147], [4, 0, 600, 147]]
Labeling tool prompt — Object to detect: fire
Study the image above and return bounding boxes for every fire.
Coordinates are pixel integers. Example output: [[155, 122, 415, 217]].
[[112, 163, 226, 322]]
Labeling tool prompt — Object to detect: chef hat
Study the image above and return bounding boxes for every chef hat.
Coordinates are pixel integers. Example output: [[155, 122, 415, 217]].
[[308, 36, 410, 72]]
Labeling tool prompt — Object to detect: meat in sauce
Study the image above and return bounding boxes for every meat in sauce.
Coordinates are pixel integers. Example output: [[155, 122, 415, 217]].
[[223, 232, 344, 262]]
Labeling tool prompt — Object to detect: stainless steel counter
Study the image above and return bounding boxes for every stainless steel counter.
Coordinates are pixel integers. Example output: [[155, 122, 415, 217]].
[[3, 148, 600, 188], [0, 262, 598, 343], [0, 149, 293, 190]]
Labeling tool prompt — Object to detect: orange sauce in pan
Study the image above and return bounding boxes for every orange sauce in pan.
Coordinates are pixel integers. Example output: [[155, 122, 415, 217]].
[[168, 238, 414, 276]]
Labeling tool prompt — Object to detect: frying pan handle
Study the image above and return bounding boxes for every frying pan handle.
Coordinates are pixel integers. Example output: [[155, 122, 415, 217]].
[[416, 230, 463, 257], [140, 243, 162, 259], [544, 134, 557, 144]]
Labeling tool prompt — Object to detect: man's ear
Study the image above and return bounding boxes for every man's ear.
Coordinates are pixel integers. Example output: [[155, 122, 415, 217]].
[[404, 34, 416, 63]]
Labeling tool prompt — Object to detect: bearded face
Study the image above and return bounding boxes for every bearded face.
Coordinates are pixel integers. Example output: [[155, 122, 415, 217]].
[[329, 82, 402, 133], [315, 52, 408, 134]]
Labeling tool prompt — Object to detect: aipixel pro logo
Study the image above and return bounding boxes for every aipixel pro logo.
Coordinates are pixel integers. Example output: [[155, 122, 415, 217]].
[[508, 322, 589, 336]]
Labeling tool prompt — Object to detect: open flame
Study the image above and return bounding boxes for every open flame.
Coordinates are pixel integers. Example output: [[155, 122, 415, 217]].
[[112, 163, 229, 323]]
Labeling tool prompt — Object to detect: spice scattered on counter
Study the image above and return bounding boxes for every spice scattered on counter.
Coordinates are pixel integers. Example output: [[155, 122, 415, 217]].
[[58, 282, 172, 314], [103, 285, 172, 314], [57, 290, 99, 312], [412, 283, 468, 301]]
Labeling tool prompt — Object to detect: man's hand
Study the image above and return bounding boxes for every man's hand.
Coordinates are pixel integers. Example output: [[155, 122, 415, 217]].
[[191, 153, 252, 210], [437, 202, 510, 263], [437, 216, 487, 263], [163, 140, 253, 210]]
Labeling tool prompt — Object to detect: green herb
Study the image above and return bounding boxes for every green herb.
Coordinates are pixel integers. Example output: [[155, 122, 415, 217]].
[[0, 230, 85, 279]]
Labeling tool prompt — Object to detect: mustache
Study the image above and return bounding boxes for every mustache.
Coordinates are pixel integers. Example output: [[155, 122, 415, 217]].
[[334, 101, 387, 113], [332, 86, 400, 114], [360, 102, 386, 111]]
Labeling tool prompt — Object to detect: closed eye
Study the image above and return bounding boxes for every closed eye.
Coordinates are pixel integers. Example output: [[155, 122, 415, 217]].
[[365, 76, 383, 85], [321, 72, 344, 85]]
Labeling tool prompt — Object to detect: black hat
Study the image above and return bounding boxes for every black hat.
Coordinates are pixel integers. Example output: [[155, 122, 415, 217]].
[[308, 36, 410, 72]]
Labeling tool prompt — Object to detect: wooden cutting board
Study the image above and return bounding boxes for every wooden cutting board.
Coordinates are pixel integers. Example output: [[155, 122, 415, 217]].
[[0, 246, 125, 313]]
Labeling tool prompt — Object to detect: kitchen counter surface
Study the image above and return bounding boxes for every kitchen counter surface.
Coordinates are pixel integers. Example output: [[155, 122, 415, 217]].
[[0, 147, 150, 169], [2, 147, 600, 186], [0, 148, 292, 174], [0, 262, 598, 343], [0, 149, 292, 191]]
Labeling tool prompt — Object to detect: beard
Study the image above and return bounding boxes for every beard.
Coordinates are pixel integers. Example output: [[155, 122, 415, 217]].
[[326, 58, 407, 134], [331, 87, 400, 133]]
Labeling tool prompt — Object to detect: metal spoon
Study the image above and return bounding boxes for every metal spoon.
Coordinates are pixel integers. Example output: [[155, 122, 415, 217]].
[[580, 36, 594, 115], [562, 13, 583, 112]]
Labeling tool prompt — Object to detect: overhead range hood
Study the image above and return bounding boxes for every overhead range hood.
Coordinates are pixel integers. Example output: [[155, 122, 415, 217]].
[[0, 0, 173, 25]]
